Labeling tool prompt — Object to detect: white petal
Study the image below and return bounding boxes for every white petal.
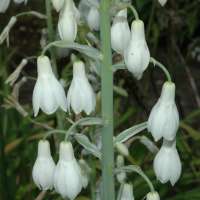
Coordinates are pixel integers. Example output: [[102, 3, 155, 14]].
[[0, 0, 10, 13]]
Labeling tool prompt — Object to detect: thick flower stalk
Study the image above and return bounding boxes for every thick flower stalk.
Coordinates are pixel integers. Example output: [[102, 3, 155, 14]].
[[32, 56, 67, 116], [153, 139, 182, 185], [147, 81, 179, 141], [54, 142, 83, 200], [67, 60, 96, 115], [58, 0, 78, 42], [124, 19, 150, 80], [111, 9, 131, 54], [32, 140, 56, 190]]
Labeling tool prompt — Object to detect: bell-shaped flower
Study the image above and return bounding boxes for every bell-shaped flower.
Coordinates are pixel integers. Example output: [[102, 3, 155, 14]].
[[146, 191, 160, 200], [111, 9, 131, 54], [54, 142, 83, 200], [153, 139, 182, 186], [0, 0, 10, 13], [158, 0, 167, 6], [87, 6, 100, 31], [32, 56, 67, 116], [51, 0, 64, 12], [147, 81, 179, 141], [124, 20, 150, 80], [58, 0, 77, 42], [67, 60, 96, 115], [32, 140, 56, 190], [119, 183, 135, 200]]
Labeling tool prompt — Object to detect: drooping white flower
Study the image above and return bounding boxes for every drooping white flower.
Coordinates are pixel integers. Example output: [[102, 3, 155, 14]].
[[54, 142, 83, 200], [67, 60, 96, 115], [87, 6, 100, 31], [0, 0, 10, 13], [51, 0, 65, 12], [32, 56, 67, 116], [146, 191, 160, 200], [32, 140, 55, 190], [119, 183, 135, 200], [124, 20, 150, 80], [153, 139, 182, 186], [111, 9, 131, 54], [158, 0, 167, 6], [58, 0, 77, 42], [13, 0, 28, 4], [147, 81, 179, 141]]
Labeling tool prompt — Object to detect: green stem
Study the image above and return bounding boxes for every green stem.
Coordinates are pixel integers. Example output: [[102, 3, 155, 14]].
[[150, 57, 172, 82], [45, 0, 58, 76], [100, 0, 115, 199], [127, 4, 139, 20]]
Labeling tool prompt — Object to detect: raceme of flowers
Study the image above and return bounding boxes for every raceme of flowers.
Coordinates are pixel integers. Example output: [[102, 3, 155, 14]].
[[2, 0, 180, 199]]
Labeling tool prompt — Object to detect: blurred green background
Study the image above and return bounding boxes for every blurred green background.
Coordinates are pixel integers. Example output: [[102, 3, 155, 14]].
[[0, 0, 200, 199]]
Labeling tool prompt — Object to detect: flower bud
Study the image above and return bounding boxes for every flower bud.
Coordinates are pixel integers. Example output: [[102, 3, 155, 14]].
[[58, 0, 77, 42], [116, 142, 129, 157], [32, 56, 67, 116], [116, 155, 126, 184], [158, 0, 167, 6], [147, 82, 179, 141], [146, 191, 160, 200], [153, 139, 182, 186], [111, 9, 131, 54], [67, 60, 96, 115], [79, 159, 91, 188], [0, 0, 10, 13], [54, 142, 83, 200], [119, 183, 135, 200], [124, 20, 150, 80], [87, 6, 100, 31], [32, 140, 55, 190], [51, 0, 64, 12]]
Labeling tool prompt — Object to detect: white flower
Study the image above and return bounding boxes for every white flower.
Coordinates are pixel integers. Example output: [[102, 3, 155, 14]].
[[58, 0, 77, 42], [124, 20, 150, 80], [51, 0, 65, 12], [32, 56, 67, 116], [54, 142, 83, 200], [32, 140, 55, 190], [119, 183, 135, 200], [146, 191, 160, 200], [87, 6, 100, 31], [13, 0, 28, 4], [147, 82, 179, 141], [67, 60, 96, 115], [0, 0, 10, 13], [111, 9, 131, 54], [158, 0, 167, 6], [153, 139, 182, 186]]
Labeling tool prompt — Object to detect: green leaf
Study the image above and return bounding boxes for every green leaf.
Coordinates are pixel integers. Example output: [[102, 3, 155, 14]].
[[114, 122, 147, 143], [74, 133, 101, 159]]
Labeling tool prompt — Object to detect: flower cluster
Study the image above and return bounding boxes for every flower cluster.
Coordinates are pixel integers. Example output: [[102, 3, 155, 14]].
[[32, 140, 84, 200], [32, 56, 96, 116]]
